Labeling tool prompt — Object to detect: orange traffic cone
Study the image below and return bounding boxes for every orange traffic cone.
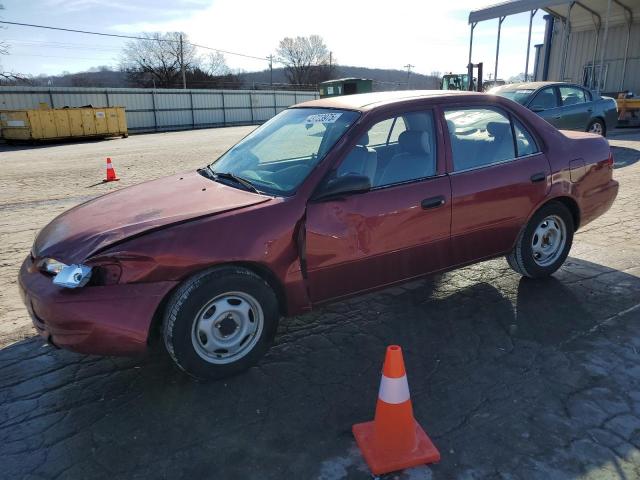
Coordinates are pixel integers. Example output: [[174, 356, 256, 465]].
[[103, 157, 119, 182], [353, 345, 440, 475]]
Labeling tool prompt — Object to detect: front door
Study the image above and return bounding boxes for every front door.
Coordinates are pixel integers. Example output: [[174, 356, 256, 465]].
[[304, 109, 452, 303], [529, 86, 562, 128], [443, 106, 551, 265]]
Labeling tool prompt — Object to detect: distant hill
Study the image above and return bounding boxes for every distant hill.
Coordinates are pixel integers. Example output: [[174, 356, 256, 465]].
[[23, 65, 440, 91], [241, 65, 440, 91]]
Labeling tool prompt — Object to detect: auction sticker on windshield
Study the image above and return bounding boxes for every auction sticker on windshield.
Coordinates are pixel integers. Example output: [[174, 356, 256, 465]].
[[305, 112, 343, 125]]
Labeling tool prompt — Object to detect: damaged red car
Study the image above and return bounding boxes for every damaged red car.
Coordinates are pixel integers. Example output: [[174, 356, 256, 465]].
[[19, 91, 618, 379]]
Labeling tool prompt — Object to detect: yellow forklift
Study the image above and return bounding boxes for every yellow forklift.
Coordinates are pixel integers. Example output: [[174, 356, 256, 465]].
[[441, 63, 483, 92]]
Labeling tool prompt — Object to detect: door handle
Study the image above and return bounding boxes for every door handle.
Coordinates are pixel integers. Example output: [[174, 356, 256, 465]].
[[553, 115, 561, 119], [530, 172, 546, 183], [421, 196, 446, 209]]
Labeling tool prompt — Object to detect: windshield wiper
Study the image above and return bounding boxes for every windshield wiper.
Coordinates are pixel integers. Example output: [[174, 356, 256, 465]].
[[207, 167, 261, 193]]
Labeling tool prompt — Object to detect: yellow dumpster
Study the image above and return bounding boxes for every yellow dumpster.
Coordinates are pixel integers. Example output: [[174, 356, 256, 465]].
[[0, 106, 128, 141]]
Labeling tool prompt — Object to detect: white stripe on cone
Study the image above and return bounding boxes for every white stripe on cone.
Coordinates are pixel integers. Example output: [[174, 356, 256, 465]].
[[378, 374, 410, 404]]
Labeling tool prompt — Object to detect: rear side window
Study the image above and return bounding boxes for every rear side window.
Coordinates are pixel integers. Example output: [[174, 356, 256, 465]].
[[445, 108, 515, 171], [559, 86, 587, 106], [513, 119, 539, 157]]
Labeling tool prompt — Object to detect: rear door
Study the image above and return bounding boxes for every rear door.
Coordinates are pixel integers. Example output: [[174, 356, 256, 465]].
[[444, 106, 551, 265], [557, 86, 592, 130]]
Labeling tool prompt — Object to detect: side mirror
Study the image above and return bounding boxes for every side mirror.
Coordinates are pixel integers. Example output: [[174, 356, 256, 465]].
[[313, 175, 371, 201]]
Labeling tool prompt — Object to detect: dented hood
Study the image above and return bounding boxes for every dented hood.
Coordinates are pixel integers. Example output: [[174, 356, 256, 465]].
[[33, 171, 271, 263]]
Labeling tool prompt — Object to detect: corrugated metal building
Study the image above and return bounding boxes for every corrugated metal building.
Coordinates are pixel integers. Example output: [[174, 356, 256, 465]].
[[0, 87, 319, 133], [468, 0, 639, 94]]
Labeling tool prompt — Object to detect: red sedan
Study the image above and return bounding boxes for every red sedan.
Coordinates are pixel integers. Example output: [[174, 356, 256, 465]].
[[19, 91, 618, 379]]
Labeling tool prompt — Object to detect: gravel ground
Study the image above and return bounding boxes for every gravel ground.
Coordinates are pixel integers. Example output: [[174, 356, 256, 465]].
[[0, 126, 639, 479]]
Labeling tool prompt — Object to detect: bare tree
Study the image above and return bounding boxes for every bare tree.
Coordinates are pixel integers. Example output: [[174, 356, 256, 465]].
[[276, 35, 334, 86], [0, 4, 30, 84], [204, 52, 230, 76], [120, 32, 199, 88]]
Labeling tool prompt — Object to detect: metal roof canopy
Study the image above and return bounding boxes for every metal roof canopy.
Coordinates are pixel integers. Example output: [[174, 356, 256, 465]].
[[466, 0, 635, 91]]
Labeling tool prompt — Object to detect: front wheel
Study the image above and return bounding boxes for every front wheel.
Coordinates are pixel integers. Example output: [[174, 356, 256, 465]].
[[507, 202, 574, 278], [162, 266, 280, 380]]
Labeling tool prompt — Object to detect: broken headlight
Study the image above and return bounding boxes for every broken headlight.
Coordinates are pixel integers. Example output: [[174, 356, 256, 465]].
[[37, 258, 92, 288], [37, 258, 67, 275]]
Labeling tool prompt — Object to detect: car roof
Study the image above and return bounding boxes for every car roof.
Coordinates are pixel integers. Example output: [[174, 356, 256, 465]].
[[495, 81, 589, 92], [293, 90, 485, 112]]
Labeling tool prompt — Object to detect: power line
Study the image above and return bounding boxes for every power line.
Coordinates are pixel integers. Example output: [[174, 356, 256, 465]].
[[0, 20, 272, 62], [10, 53, 118, 61], [5, 38, 124, 51]]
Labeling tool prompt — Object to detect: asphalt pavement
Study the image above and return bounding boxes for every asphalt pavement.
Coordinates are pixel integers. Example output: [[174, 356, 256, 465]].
[[1, 128, 639, 479]]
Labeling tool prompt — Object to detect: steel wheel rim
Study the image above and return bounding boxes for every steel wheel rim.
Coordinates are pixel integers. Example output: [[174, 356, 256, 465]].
[[191, 291, 264, 364], [531, 215, 567, 267], [589, 122, 603, 135]]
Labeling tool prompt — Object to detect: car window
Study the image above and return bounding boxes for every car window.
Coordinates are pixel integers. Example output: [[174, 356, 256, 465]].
[[388, 117, 407, 143], [445, 107, 515, 171], [335, 111, 437, 188], [529, 87, 559, 111], [366, 118, 395, 146], [513, 119, 539, 157], [559, 86, 586, 106], [252, 121, 324, 163], [211, 108, 359, 196], [494, 88, 535, 105]]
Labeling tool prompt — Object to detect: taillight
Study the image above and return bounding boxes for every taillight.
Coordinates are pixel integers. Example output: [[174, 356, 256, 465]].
[[605, 150, 614, 168]]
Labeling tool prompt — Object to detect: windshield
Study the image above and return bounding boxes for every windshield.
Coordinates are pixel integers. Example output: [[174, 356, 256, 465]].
[[210, 108, 360, 196], [493, 88, 534, 105]]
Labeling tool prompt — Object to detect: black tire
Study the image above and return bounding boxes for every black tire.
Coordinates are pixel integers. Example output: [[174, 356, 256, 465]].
[[587, 118, 606, 137], [162, 266, 280, 380], [506, 201, 574, 279]]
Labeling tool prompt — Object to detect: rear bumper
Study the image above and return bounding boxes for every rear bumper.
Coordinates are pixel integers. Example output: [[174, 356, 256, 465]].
[[18, 256, 178, 356], [580, 179, 619, 228]]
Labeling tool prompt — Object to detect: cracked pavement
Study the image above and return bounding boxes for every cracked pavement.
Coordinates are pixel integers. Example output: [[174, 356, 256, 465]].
[[1, 127, 639, 479]]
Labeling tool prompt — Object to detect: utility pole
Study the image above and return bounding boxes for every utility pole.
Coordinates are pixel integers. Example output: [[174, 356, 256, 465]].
[[268, 55, 273, 86], [179, 33, 186, 89], [404, 64, 414, 90], [329, 51, 333, 71]]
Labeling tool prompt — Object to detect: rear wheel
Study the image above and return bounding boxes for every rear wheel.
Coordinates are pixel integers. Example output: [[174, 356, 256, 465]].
[[507, 202, 574, 278], [587, 118, 606, 136], [162, 266, 280, 380]]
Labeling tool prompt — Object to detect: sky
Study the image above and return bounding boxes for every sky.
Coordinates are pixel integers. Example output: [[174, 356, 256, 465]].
[[0, 0, 547, 80]]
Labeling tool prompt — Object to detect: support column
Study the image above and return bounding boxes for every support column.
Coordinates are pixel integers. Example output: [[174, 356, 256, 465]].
[[468, 22, 477, 90], [597, 0, 612, 93], [619, 6, 633, 91], [591, 26, 600, 89], [525, 10, 538, 81], [560, 3, 574, 81], [494, 16, 506, 85]]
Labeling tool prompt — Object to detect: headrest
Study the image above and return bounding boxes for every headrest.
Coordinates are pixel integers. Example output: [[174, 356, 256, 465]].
[[398, 130, 430, 155], [357, 132, 369, 146], [486, 121, 510, 138]]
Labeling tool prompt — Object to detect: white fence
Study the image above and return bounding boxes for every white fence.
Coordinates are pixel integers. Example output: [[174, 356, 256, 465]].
[[0, 87, 319, 133]]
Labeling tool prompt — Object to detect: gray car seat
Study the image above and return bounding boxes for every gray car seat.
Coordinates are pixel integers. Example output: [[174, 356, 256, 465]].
[[378, 130, 433, 185], [336, 133, 377, 183], [484, 121, 515, 163]]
